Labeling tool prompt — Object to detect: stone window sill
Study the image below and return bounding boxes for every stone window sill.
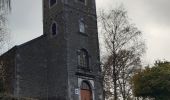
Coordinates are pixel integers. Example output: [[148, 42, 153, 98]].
[[78, 32, 88, 37]]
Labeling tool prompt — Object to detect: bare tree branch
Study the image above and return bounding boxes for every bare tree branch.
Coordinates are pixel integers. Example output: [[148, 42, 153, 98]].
[[0, 0, 11, 54], [99, 6, 145, 100]]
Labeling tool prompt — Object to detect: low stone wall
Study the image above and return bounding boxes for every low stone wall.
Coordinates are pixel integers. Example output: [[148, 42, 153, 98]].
[[0, 94, 38, 100]]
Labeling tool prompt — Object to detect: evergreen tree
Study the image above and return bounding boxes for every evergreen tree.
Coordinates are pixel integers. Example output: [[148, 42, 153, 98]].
[[132, 61, 170, 100]]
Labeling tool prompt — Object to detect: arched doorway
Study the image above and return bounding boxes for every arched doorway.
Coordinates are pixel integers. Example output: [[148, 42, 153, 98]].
[[80, 81, 93, 100]]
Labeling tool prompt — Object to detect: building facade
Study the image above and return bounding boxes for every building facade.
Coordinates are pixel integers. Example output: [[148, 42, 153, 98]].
[[0, 0, 103, 100]]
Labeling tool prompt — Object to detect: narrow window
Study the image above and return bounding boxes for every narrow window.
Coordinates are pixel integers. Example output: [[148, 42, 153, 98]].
[[79, 18, 85, 33], [49, 0, 57, 7], [78, 49, 89, 69], [51, 22, 58, 35]]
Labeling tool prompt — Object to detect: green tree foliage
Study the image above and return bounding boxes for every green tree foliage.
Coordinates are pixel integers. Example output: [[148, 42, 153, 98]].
[[132, 61, 170, 100]]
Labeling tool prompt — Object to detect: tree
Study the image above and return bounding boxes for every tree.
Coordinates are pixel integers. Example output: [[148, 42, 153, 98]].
[[0, 0, 11, 92], [132, 61, 170, 100], [0, 0, 11, 54], [98, 6, 145, 100]]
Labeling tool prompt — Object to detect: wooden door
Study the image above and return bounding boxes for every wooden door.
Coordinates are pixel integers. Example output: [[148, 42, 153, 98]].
[[80, 81, 92, 100], [81, 89, 92, 100]]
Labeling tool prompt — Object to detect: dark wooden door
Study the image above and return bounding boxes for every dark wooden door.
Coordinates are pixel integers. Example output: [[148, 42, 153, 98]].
[[81, 81, 92, 100], [81, 89, 92, 100]]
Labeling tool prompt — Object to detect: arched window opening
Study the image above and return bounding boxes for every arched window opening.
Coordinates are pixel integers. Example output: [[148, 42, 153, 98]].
[[51, 22, 58, 35], [81, 81, 91, 90], [49, 0, 57, 7], [79, 18, 85, 33], [78, 49, 89, 69]]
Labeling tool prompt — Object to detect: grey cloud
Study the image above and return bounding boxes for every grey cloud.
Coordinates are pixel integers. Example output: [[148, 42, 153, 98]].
[[9, 0, 43, 45], [8, 0, 170, 65], [139, 0, 170, 26]]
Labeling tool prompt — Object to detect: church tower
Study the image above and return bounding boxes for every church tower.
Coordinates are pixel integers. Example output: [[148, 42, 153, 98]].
[[43, 0, 103, 100]]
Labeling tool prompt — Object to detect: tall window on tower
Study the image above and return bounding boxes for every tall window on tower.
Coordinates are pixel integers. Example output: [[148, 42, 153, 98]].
[[78, 49, 89, 70], [79, 18, 85, 33], [49, 0, 57, 7], [51, 22, 58, 35]]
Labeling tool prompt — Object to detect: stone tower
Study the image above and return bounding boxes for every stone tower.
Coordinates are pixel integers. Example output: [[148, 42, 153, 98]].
[[44, 0, 103, 100], [0, 0, 103, 100]]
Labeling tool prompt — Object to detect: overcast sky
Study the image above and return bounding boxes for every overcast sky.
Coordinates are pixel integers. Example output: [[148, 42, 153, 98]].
[[8, 0, 170, 65]]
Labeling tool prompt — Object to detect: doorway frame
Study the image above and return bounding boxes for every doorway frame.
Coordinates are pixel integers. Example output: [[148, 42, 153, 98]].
[[78, 78, 95, 100]]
